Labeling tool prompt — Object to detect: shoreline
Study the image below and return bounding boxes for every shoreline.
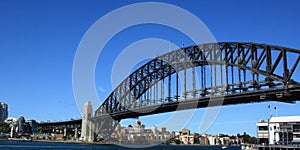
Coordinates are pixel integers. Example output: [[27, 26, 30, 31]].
[[31, 139, 111, 145], [1, 139, 232, 146], [1, 139, 240, 146], [0, 138, 98, 144], [2, 138, 256, 149]]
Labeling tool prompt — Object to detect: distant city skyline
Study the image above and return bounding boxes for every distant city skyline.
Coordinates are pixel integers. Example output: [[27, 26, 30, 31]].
[[1, 0, 300, 137]]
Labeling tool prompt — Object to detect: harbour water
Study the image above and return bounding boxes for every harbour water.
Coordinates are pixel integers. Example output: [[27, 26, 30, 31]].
[[0, 140, 242, 150]]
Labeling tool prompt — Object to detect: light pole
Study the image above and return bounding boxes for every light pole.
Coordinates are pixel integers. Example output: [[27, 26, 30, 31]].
[[268, 105, 271, 146], [274, 107, 277, 117], [268, 117, 270, 146]]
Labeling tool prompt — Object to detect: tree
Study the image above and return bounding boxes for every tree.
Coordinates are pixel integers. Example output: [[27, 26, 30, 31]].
[[229, 135, 236, 139], [194, 137, 200, 144], [174, 139, 181, 144], [38, 127, 43, 133], [0, 122, 10, 133], [179, 131, 182, 135], [241, 132, 257, 144]]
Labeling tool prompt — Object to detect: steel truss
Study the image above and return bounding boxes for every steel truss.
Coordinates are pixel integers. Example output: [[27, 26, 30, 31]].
[[92, 42, 300, 141]]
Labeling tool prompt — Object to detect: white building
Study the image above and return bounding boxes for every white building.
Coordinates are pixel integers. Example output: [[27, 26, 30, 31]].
[[256, 120, 268, 145], [257, 116, 300, 145], [269, 116, 300, 145], [180, 135, 195, 144], [208, 136, 216, 145], [4, 117, 17, 125]]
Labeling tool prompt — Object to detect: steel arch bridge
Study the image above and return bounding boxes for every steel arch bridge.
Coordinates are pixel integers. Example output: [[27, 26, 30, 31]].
[[92, 42, 300, 140]]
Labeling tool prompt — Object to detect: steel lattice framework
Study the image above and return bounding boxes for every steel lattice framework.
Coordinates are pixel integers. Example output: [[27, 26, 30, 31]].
[[92, 42, 300, 140]]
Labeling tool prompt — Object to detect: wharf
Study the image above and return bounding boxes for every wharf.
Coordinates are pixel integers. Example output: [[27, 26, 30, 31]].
[[258, 146, 300, 150]]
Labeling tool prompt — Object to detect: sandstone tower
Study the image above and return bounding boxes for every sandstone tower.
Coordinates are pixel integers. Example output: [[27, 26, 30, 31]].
[[81, 101, 93, 142]]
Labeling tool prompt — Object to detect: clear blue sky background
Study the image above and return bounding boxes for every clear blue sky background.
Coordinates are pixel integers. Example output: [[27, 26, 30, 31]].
[[1, 0, 300, 136]]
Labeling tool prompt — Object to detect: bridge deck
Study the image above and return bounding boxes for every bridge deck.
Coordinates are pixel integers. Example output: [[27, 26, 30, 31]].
[[92, 85, 300, 121]]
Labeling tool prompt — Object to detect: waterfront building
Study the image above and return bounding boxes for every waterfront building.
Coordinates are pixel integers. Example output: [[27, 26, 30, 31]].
[[151, 125, 158, 135], [111, 120, 242, 146], [256, 116, 300, 145], [179, 128, 195, 144], [181, 128, 190, 135], [0, 102, 8, 122], [8, 116, 32, 137], [208, 136, 216, 145], [111, 118, 172, 144], [199, 134, 210, 145], [256, 120, 268, 145], [4, 117, 17, 125], [180, 134, 194, 144], [160, 127, 167, 134], [17, 116, 31, 134], [26, 120, 38, 133], [126, 118, 148, 143], [269, 116, 300, 145]]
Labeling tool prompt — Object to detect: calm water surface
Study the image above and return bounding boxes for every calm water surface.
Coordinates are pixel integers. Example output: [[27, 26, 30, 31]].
[[0, 140, 241, 150]]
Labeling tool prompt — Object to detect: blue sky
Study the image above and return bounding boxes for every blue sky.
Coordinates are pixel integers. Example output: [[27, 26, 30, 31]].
[[1, 0, 300, 136]]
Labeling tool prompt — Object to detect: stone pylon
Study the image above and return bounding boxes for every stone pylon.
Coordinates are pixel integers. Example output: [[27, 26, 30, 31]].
[[81, 101, 94, 142]]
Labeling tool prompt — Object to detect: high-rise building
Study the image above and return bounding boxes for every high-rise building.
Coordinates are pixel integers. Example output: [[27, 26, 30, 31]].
[[0, 102, 8, 122]]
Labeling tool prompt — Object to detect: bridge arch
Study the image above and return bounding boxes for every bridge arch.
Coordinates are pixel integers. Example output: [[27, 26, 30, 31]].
[[96, 42, 300, 117], [92, 42, 300, 140]]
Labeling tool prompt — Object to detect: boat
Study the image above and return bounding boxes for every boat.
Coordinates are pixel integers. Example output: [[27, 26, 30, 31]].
[[8, 138, 32, 142]]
